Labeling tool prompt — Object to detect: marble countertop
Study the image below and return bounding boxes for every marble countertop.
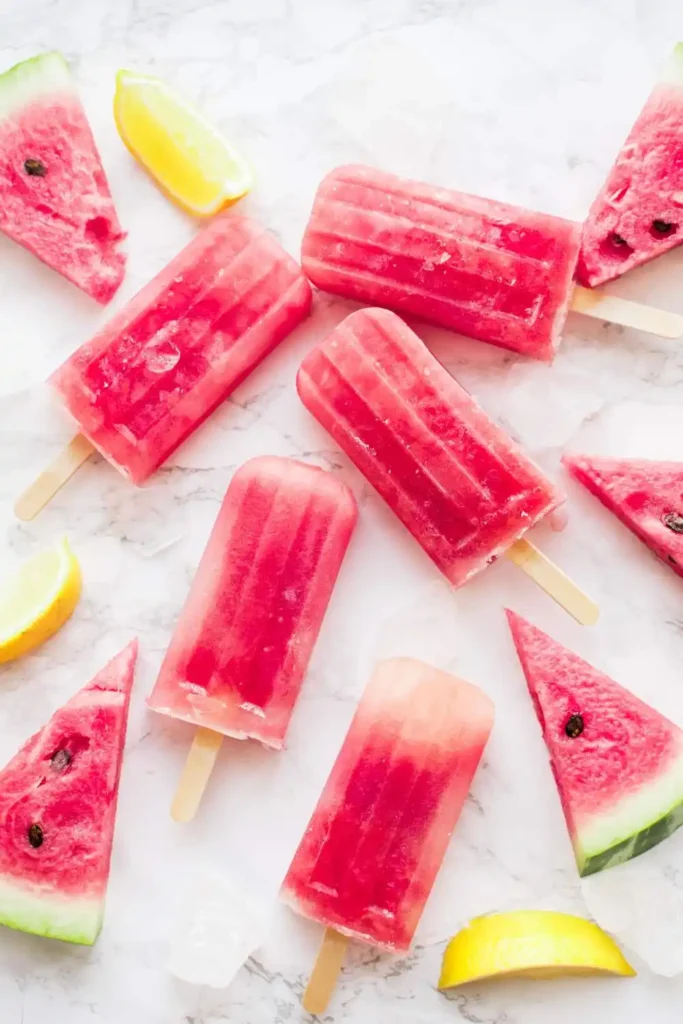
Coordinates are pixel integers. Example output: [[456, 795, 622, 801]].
[[3, 0, 683, 1021]]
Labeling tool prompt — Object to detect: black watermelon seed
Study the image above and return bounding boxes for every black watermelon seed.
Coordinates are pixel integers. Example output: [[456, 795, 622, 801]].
[[610, 232, 629, 247], [23, 158, 46, 177], [565, 714, 584, 738], [652, 220, 675, 235], [28, 824, 44, 848], [50, 749, 72, 772], [663, 513, 683, 534]]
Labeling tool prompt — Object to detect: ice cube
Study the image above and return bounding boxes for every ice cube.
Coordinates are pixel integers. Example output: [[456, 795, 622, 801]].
[[581, 829, 683, 977], [168, 868, 272, 988]]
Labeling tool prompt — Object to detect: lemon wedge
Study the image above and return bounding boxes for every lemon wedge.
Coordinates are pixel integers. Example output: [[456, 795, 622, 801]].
[[0, 538, 82, 663], [438, 911, 635, 988], [114, 69, 254, 216]]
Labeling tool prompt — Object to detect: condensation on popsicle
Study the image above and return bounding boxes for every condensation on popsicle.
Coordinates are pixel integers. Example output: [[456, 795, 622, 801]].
[[281, 657, 494, 954], [44, 214, 312, 485], [148, 455, 358, 749], [297, 307, 563, 588], [302, 163, 580, 361]]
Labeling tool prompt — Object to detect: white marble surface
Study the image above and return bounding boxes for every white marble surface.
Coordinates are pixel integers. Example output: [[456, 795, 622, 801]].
[[2, 0, 683, 1021]]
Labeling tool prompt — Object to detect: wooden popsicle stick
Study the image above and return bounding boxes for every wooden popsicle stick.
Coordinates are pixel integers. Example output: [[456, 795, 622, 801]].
[[506, 538, 599, 626], [171, 727, 224, 823], [571, 285, 683, 339], [14, 433, 96, 521], [303, 928, 350, 1015]]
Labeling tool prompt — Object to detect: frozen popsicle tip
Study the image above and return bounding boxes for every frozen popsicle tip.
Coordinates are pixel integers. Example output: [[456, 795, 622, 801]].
[[148, 455, 358, 821], [15, 216, 312, 518], [297, 307, 598, 624], [281, 658, 494, 1012]]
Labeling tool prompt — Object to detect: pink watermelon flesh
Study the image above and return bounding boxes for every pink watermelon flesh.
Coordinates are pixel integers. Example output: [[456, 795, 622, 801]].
[[563, 452, 683, 578], [0, 641, 137, 944], [506, 610, 683, 876], [577, 43, 683, 287], [0, 52, 125, 303]]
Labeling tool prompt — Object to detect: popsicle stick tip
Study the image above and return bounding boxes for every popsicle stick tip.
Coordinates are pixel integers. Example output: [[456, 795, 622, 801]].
[[14, 434, 96, 521], [571, 285, 683, 340], [302, 928, 349, 1015], [170, 727, 223, 823], [506, 538, 599, 626]]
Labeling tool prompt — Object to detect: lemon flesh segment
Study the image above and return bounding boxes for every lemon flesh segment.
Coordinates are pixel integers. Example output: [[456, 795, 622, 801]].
[[114, 69, 254, 216], [438, 911, 635, 989], [0, 538, 82, 663]]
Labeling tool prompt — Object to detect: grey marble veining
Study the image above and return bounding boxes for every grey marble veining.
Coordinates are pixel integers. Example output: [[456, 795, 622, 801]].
[[3, 0, 683, 1021]]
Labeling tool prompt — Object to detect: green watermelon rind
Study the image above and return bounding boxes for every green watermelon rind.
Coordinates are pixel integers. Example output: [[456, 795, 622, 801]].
[[0, 52, 72, 120], [577, 751, 683, 876], [0, 876, 102, 945], [660, 42, 683, 87]]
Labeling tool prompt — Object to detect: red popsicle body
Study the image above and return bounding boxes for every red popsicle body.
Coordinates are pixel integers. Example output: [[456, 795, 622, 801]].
[[297, 308, 563, 586], [51, 215, 312, 483], [148, 456, 357, 749], [302, 164, 581, 360]]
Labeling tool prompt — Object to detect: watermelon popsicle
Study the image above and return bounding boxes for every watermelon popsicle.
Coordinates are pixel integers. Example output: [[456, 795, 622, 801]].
[[15, 214, 312, 519], [578, 43, 683, 287], [297, 308, 598, 624], [148, 455, 357, 821], [302, 164, 683, 361], [281, 658, 494, 1013]]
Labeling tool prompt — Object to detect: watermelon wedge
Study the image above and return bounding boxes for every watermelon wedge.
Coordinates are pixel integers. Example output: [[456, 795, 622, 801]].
[[577, 44, 683, 287], [0, 52, 126, 303], [506, 610, 683, 876], [563, 453, 683, 578], [0, 641, 137, 944]]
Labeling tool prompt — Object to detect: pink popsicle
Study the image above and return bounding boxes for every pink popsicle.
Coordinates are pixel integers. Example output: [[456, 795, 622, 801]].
[[148, 455, 357, 749], [51, 214, 312, 484], [302, 164, 581, 361], [281, 657, 494, 953], [297, 307, 563, 587]]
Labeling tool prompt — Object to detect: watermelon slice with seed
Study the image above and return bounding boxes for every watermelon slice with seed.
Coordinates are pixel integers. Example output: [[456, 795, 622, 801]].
[[506, 610, 683, 876], [0, 641, 137, 944], [563, 452, 683, 577], [577, 43, 683, 288], [0, 52, 126, 303]]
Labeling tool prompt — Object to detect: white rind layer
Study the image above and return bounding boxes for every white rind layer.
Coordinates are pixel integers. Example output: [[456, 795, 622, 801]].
[[0, 52, 73, 120], [0, 876, 103, 945], [578, 748, 683, 872]]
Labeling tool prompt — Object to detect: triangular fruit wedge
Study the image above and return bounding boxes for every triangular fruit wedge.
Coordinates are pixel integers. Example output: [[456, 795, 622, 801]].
[[506, 610, 683, 876], [0, 641, 137, 944], [0, 52, 126, 303], [577, 43, 683, 288], [563, 452, 683, 578]]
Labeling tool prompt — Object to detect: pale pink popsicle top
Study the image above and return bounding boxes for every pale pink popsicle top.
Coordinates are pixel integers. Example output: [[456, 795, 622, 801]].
[[148, 455, 357, 749], [302, 164, 581, 361], [51, 214, 312, 484], [297, 308, 563, 587], [281, 657, 494, 952]]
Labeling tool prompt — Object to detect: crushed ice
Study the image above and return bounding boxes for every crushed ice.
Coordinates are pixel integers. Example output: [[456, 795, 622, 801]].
[[581, 828, 683, 977], [168, 868, 272, 988]]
